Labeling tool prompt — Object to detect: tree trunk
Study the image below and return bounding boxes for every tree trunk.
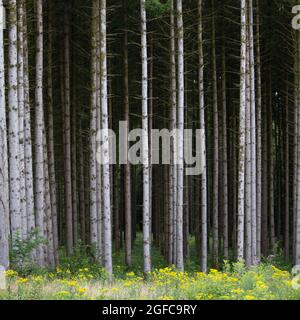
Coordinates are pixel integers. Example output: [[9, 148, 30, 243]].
[[284, 81, 290, 263], [176, 0, 184, 271], [63, 4, 73, 255], [221, 30, 228, 260], [34, 0, 46, 266], [23, 1, 35, 241], [248, 0, 257, 265], [255, 0, 262, 263], [0, 0, 9, 269], [8, 0, 21, 240], [295, 28, 300, 265], [141, 0, 151, 274], [17, 0, 27, 240], [237, 0, 247, 261], [47, 1, 59, 265], [123, 0, 132, 267], [90, 0, 99, 260], [168, 0, 177, 266], [198, 0, 207, 273], [100, 0, 113, 278], [211, 0, 219, 268]]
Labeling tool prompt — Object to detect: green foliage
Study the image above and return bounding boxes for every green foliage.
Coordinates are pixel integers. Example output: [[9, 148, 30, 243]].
[[146, 0, 170, 17], [260, 242, 292, 271], [58, 242, 108, 281], [59, 241, 91, 273], [10, 230, 45, 275]]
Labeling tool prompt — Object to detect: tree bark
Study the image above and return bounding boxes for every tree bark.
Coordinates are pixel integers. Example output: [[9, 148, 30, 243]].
[[0, 0, 9, 269], [123, 0, 132, 267], [8, 0, 21, 239], [176, 0, 184, 271], [255, 0, 262, 263], [211, 0, 219, 268], [141, 0, 151, 274], [198, 0, 207, 273], [34, 0, 46, 266], [100, 0, 113, 278], [237, 0, 247, 261], [47, 2, 59, 264], [63, 4, 74, 255], [17, 0, 27, 240]]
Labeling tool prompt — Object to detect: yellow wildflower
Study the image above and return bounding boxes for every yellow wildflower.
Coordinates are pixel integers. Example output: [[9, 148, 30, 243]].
[[231, 288, 244, 295], [16, 278, 29, 285], [196, 272, 206, 278], [5, 270, 18, 278], [66, 280, 78, 287], [210, 269, 219, 274], [196, 293, 205, 300], [77, 287, 87, 294], [256, 280, 267, 289]]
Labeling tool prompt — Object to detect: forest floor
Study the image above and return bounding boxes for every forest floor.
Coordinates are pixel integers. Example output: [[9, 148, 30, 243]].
[[1, 236, 300, 300]]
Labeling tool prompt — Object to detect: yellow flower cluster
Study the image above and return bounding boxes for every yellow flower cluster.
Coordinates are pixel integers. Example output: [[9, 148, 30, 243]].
[[16, 278, 29, 285], [271, 266, 289, 279], [5, 270, 18, 278]]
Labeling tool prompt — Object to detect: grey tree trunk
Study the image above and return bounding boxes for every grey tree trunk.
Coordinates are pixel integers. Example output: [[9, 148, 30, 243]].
[[198, 0, 207, 273], [90, 0, 99, 259], [23, 1, 35, 238], [17, 0, 27, 240], [237, 0, 247, 261], [245, 7, 252, 266], [249, 0, 257, 265], [0, 0, 9, 269], [100, 0, 113, 278], [34, 0, 46, 266], [96, 6, 102, 262], [168, 0, 177, 266], [141, 0, 151, 274], [176, 0, 184, 271], [8, 0, 21, 239]]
